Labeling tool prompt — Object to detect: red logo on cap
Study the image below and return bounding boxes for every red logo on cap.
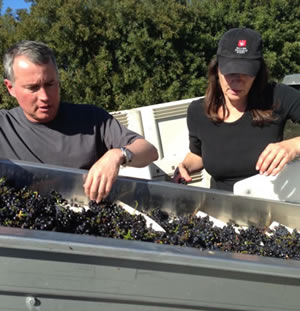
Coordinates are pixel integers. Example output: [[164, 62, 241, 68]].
[[238, 40, 247, 47]]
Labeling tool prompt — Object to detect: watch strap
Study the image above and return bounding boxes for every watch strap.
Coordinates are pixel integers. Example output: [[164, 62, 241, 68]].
[[120, 147, 132, 167]]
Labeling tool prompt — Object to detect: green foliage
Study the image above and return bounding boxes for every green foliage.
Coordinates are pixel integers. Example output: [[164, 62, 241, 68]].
[[0, 0, 299, 110], [0, 11, 20, 108]]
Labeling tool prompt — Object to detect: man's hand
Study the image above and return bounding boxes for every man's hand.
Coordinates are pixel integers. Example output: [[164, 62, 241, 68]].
[[83, 148, 123, 202], [83, 138, 158, 203]]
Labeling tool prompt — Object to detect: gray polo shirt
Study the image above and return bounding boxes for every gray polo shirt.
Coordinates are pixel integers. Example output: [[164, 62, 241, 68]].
[[0, 102, 142, 169]]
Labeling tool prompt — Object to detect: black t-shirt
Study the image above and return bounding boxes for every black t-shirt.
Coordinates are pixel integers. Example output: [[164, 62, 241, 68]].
[[187, 83, 300, 191], [0, 102, 142, 169]]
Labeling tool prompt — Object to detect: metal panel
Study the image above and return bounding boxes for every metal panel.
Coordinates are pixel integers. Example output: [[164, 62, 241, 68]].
[[0, 227, 300, 311], [1, 159, 300, 310], [1, 159, 300, 229], [282, 73, 300, 86]]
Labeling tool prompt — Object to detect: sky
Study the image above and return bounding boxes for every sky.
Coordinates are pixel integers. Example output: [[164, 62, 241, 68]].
[[1, 0, 32, 14]]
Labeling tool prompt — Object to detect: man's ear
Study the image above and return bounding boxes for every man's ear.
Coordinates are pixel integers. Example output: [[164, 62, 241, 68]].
[[4, 79, 16, 97]]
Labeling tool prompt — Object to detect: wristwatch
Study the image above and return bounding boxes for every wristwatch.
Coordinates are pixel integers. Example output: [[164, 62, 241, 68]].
[[120, 147, 133, 167]]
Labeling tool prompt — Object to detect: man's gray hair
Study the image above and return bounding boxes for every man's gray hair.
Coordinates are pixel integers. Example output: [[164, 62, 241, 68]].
[[3, 40, 58, 82]]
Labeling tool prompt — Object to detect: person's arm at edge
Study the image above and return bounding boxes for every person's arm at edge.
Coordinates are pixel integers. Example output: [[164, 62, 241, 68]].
[[256, 84, 300, 175]]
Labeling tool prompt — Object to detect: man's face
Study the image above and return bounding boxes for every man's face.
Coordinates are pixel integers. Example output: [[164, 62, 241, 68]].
[[4, 55, 60, 123]]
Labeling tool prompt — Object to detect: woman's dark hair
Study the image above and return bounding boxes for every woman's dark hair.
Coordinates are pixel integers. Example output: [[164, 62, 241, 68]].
[[204, 57, 275, 125]]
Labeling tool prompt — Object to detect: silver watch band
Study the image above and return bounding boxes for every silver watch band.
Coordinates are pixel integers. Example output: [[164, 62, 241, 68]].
[[120, 147, 132, 167]]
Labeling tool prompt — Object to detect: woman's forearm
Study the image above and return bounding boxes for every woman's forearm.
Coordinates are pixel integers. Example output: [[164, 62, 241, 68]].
[[180, 152, 204, 174]]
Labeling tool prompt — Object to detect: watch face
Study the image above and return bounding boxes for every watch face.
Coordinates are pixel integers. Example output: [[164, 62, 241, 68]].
[[121, 147, 132, 166], [125, 148, 133, 163]]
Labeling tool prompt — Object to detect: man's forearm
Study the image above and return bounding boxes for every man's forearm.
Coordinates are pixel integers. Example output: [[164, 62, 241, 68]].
[[125, 138, 158, 167]]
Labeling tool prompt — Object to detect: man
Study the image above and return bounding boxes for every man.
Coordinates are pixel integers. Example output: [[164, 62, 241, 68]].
[[1, 40, 158, 202]]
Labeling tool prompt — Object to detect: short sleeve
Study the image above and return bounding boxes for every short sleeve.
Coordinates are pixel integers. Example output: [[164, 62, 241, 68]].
[[100, 109, 143, 149], [274, 83, 300, 123], [187, 100, 203, 156]]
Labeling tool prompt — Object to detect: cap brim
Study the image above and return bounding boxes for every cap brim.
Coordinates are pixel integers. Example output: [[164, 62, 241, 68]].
[[218, 56, 261, 76]]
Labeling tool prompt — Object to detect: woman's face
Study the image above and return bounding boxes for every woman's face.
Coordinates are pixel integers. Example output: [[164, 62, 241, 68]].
[[218, 69, 255, 104]]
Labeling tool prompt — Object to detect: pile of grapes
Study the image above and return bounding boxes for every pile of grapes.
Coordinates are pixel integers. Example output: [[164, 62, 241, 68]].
[[0, 177, 300, 260]]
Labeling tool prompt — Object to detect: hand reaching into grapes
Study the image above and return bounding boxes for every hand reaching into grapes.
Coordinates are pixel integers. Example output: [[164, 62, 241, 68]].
[[83, 148, 124, 202]]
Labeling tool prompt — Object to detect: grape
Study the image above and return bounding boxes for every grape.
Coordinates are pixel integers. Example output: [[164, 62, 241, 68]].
[[0, 177, 299, 261]]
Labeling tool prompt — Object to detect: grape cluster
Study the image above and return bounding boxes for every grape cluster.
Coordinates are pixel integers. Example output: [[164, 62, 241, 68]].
[[0, 177, 300, 261], [0, 177, 157, 241]]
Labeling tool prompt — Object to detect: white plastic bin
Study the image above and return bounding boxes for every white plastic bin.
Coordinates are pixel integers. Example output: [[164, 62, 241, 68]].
[[234, 159, 300, 203], [111, 109, 144, 136], [111, 97, 211, 187]]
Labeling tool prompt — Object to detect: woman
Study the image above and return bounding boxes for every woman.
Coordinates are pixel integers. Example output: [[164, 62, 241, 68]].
[[174, 27, 300, 192]]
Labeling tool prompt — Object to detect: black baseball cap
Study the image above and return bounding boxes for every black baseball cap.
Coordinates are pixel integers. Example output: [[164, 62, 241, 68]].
[[217, 28, 263, 76]]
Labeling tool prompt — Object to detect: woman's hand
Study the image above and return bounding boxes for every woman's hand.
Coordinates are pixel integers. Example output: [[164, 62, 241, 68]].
[[173, 164, 193, 184], [256, 137, 300, 176], [173, 152, 204, 184]]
